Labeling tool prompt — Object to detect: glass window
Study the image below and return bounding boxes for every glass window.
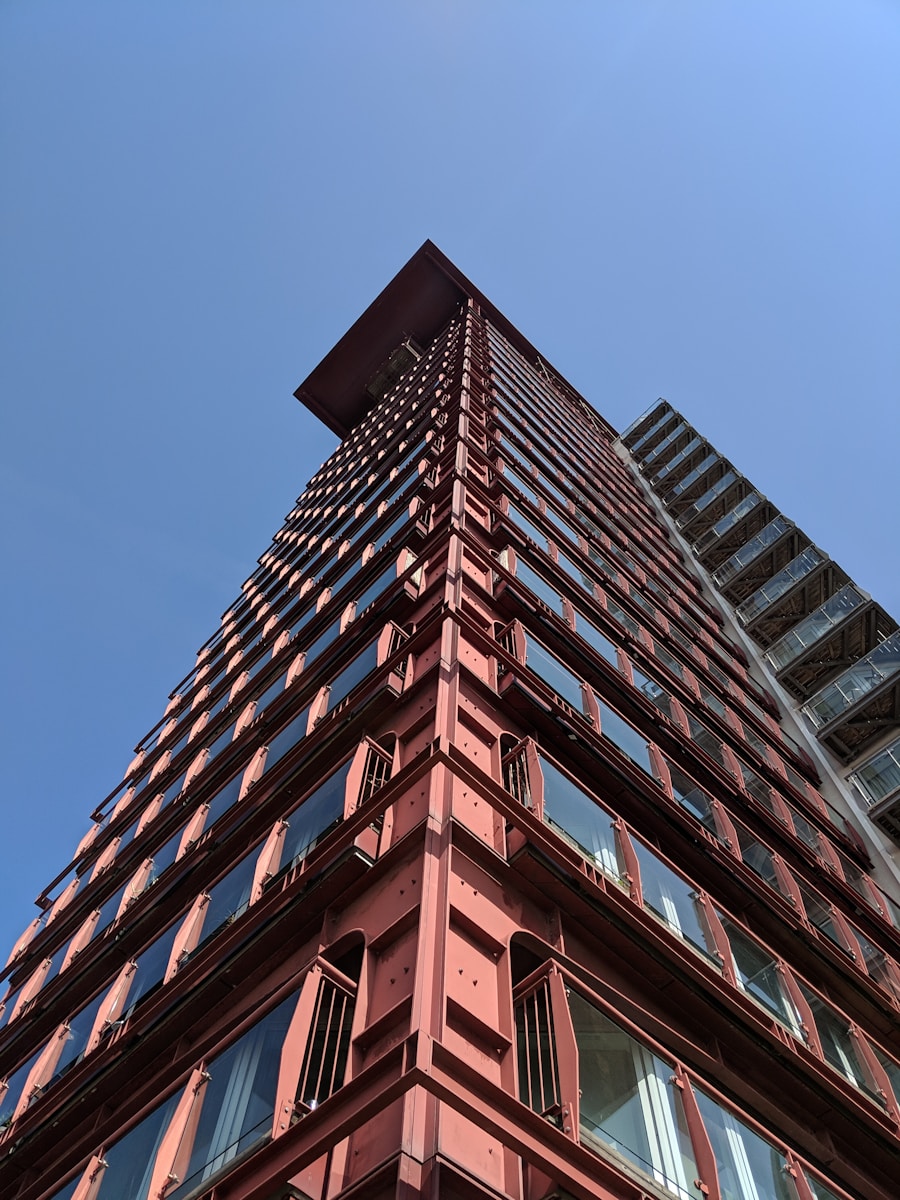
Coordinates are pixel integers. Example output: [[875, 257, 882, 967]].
[[371, 504, 412, 554], [325, 639, 381, 711], [596, 697, 653, 774], [515, 559, 566, 615], [605, 596, 641, 638], [47, 1178, 80, 1200], [36, 938, 71, 995], [653, 641, 685, 680], [631, 667, 673, 721], [717, 915, 799, 1031], [558, 550, 598, 593], [166, 990, 299, 1200], [804, 1174, 844, 1200], [201, 772, 246, 832], [506, 502, 549, 551], [796, 883, 844, 950], [732, 823, 786, 898], [143, 824, 187, 888], [540, 757, 620, 878], [585, 544, 617, 579], [576, 614, 619, 668], [684, 714, 729, 773], [278, 761, 352, 874], [253, 669, 289, 716], [0, 1047, 43, 1129], [94, 1091, 180, 1200], [667, 763, 719, 836], [353, 559, 399, 617], [302, 617, 342, 670], [204, 719, 238, 765], [524, 636, 585, 712], [189, 851, 259, 960], [92, 882, 130, 940], [567, 991, 701, 1199], [504, 465, 540, 507], [788, 807, 825, 857], [798, 984, 879, 1100], [159, 769, 188, 810], [630, 839, 715, 960], [118, 921, 182, 1021], [870, 1043, 900, 1109], [692, 1086, 790, 1200], [46, 988, 109, 1087], [263, 705, 312, 772]]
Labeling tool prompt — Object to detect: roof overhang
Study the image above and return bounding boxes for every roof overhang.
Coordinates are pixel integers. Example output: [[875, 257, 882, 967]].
[[294, 240, 610, 439]]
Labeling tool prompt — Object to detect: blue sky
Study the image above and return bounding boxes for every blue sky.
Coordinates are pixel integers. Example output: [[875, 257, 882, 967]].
[[1, 1, 898, 967]]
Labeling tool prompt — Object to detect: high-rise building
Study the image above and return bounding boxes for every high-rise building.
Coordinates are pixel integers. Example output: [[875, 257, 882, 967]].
[[2, 242, 899, 1200]]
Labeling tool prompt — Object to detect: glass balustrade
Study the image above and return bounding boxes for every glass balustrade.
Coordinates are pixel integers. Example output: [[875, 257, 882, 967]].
[[628, 409, 674, 454], [666, 451, 719, 498], [652, 436, 701, 483], [642, 421, 687, 469], [765, 584, 866, 673], [850, 735, 900, 806], [803, 630, 900, 727], [691, 492, 760, 554], [712, 516, 792, 587], [736, 546, 825, 624], [676, 471, 737, 527]]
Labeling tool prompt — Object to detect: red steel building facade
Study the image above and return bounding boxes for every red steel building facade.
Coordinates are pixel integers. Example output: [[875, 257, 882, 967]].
[[1, 244, 899, 1200]]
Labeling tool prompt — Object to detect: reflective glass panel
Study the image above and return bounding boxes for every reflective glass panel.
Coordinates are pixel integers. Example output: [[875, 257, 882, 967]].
[[47, 988, 108, 1085], [253, 669, 289, 717], [667, 763, 719, 836], [279, 761, 352, 872], [118, 920, 182, 1021], [506, 503, 549, 551], [798, 984, 879, 1099], [631, 839, 715, 959], [540, 757, 620, 878], [0, 1047, 42, 1128], [166, 990, 299, 1200], [568, 991, 700, 1199], [576, 615, 619, 667], [515, 559, 565, 614], [192, 852, 258, 955], [596, 697, 653, 774], [353, 560, 399, 617], [718, 916, 799, 1030], [263, 706, 312, 772], [325, 640, 381, 711], [94, 1091, 179, 1200], [201, 772, 245, 832], [693, 1086, 790, 1200], [524, 637, 585, 712], [804, 1174, 843, 1200]]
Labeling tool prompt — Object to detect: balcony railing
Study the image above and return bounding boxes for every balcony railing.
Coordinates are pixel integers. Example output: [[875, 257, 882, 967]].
[[676, 470, 737, 528], [652, 436, 702, 483], [804, 630, 900, 728], [666, 451, 719, 498], [692, 492, 761, 554], [850, 735, 900, 807], [736, 546, 826, 625], [627, 407, 673, 454], [712, 516, 793, 587], [765, 584, 866, 673]]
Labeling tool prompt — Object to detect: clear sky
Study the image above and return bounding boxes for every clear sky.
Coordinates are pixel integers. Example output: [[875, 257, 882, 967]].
[[1, 2, 898, 968]]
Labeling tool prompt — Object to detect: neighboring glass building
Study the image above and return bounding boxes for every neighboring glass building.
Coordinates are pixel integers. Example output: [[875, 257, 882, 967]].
[[1, 244, 898, 1200]]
